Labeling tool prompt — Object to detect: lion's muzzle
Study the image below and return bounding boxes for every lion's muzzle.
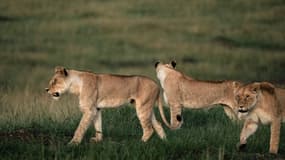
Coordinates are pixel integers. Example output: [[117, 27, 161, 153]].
[[52, 92, 60, 97], [45, 88, 60, 98]]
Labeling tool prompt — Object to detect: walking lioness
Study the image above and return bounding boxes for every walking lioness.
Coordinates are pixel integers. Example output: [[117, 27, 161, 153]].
[[155, 61, 241, 129], [235, 82, 285, 154], [45, 66, 166, 145]]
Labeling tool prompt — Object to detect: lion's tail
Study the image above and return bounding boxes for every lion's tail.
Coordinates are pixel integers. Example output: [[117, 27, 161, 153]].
[[157, 94, 173, 129]]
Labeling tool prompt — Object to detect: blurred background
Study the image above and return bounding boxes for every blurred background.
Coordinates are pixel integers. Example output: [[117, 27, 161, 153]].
[[1, 0, 284, 93]]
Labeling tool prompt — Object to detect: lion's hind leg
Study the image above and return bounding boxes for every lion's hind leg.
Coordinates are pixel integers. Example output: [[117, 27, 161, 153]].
[[151, 113, 166, 140], [90, 109, 103, 143], [136, 102, 154, 142]]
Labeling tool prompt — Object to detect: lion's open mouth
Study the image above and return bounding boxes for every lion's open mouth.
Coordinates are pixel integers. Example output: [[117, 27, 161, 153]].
[[238, 109, 248, 113]]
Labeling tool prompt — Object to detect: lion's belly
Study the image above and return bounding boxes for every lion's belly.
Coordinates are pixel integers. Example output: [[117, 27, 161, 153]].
[[164, 92, 218, 108], [183, 102, 213, 109], [163, 86, 225, 108], [181, 90, 222, 108], [97, 99, 129, 108], [182, 96, 217, 109]]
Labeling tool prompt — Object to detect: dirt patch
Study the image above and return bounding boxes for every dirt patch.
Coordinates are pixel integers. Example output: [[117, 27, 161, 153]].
[[0, 129, 54, 145]]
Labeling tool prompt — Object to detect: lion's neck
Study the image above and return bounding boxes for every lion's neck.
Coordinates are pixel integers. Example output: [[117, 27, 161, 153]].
[[67, 70, 83, 96], [157, 69, 167, 88]]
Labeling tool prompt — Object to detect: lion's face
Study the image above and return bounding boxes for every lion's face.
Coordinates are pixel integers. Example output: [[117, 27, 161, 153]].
[[235, 84, 260, 117], [45, 67, 69, 100]]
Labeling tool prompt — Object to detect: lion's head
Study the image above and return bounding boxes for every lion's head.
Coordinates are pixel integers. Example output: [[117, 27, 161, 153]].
[[45, 66, 70, 100], [235, 82, 275, 118], [155, 60, 176, 70], [154, 61, 177, 84]]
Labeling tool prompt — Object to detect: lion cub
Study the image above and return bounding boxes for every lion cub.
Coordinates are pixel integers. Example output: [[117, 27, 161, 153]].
[[155, 61, 241, 130], [235, 82, 285, 154], [46, 66, 166, 145]]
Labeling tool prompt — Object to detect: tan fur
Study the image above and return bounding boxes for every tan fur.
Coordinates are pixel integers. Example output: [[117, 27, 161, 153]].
[[235, 82, 285, 154], [155, 61, 241, 130], [46, 66, 166, 145]]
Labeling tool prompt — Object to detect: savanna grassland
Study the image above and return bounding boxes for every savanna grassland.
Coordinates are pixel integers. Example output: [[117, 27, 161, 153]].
[[1, 0, 285, 159]]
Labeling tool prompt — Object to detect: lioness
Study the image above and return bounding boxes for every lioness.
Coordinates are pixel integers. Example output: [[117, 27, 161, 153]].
[[235, 82, 285, 154], [155, 61, 241, 129], [45, 66, 166, 145]]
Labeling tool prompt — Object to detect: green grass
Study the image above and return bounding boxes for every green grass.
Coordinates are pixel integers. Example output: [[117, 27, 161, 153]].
[[1, 0, 285, 159]]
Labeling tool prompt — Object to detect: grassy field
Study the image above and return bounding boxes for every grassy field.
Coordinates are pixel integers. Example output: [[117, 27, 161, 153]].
[[1, 0, 285, 159]]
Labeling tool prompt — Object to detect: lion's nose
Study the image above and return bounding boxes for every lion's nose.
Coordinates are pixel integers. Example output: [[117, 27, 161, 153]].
[[45, 88, 49, 92]]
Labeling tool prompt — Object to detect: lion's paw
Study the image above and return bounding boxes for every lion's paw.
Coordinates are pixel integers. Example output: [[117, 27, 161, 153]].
[[68, 140, 80, 146], [90, 137, 103, 143], [236, 142, 247, 152]]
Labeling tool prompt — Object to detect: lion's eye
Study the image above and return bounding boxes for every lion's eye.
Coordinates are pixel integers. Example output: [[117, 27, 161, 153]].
[[246, 95, 250, 98]]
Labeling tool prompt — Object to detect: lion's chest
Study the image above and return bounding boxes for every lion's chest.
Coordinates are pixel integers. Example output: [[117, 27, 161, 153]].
[[255, 109, 272, 124]]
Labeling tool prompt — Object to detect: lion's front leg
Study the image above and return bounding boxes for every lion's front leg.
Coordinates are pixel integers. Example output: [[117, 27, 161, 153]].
[[223, 107, 237, 121], [237, 119, 258, 151], [68, 109, 94, 145], [269, 119, 281, 154], [90, 108, 103, 143]]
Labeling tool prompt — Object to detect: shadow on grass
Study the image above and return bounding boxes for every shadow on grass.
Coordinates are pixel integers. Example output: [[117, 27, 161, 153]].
[[212, 36, 285, 51], [228, 152, 285, 160], [0, 15, 18, 22]]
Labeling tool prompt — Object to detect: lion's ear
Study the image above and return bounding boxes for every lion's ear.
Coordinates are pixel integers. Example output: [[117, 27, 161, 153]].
[[250, 82, 261, 93], [55, 66, 68, 76], [155, 61, 160, 68], [170, 60, 176, 68], [260, 82, 275, 95], [233, 81, 242, 89], [232, 81, 242, 93]]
